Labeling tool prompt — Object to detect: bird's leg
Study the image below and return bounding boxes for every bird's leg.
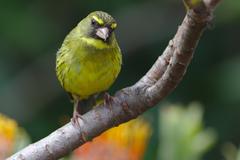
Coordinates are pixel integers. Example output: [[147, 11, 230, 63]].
[[71, 100, 84, 128], [71, 100, 88, 142]]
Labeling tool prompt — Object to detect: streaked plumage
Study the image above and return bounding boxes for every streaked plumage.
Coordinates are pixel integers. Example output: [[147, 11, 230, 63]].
[[56, 11, 122, 119]]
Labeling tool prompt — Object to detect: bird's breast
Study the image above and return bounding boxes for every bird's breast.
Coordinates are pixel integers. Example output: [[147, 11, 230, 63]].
[[60, 47, 121, 99]]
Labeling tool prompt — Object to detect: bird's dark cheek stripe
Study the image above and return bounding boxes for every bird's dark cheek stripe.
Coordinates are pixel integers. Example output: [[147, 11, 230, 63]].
[[108, 27, 113, 34]]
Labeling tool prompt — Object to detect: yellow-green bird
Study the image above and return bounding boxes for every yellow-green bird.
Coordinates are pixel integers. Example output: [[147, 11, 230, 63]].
[[56, 11, 122, 123]]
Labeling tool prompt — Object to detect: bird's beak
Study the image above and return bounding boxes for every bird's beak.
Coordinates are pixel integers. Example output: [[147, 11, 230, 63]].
[[96, 27, 109, 41]]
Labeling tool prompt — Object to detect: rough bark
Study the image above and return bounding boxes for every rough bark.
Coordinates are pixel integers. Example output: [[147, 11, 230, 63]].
[[7, 0, 221, 159]]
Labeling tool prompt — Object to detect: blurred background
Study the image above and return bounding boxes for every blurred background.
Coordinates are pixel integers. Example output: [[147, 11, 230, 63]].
[[0, 0, 240, 159]]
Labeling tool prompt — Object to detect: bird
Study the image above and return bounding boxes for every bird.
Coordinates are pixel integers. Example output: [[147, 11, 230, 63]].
[[56, 11, 122, 125]]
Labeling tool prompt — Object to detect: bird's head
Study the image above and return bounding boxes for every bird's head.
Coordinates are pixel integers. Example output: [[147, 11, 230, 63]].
[[79, 11, 117, 43]]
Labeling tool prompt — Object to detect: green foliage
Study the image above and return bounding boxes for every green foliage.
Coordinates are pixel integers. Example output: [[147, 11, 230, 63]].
[[222, 143, 240, 160], [158, 103, 217, 160], [217, 1, 240, 23]]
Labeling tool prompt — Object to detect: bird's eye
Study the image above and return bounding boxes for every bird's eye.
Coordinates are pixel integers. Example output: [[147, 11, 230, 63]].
[[91, 19, 98, 26]]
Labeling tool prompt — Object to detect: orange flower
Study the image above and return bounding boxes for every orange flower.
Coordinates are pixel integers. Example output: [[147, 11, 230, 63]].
[[0, 114, 18, 160], [73, 118, 151, 160]]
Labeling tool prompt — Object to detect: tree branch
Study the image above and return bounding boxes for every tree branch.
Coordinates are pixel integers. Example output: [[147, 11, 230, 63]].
[[7, 1, 221, 159]]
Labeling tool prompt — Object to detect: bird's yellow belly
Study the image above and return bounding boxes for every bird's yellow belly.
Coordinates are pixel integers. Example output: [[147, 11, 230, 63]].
[[60, 50, 121, 100]]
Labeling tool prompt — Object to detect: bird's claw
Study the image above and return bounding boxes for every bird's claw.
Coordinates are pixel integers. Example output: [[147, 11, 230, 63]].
[[104, 92, 114, 105], [71, 111, 84, 129], [71, 110, 88, 142], [104, 92, 115, 112]]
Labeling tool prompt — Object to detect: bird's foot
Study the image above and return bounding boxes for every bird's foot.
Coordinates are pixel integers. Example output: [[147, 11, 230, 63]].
[[71, 110, 88, 142], [104, 92, 114, 105], [71, 111, 84, 129], [104, 92, 115, 112]]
